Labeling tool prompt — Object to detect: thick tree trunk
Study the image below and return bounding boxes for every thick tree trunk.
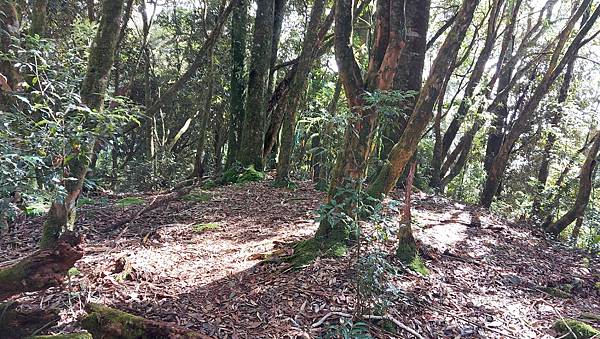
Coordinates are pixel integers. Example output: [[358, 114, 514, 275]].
[[237, 0, 275, 170], [0, 233, 83, 301], [480, 2, 599, 208], [30, 0, 48, 36], [225, 0, 248, 168], [0, 303, 59, 338], [368, 0, 480, 199], [39, 0, 125, 249], [380, 0, 430, 163], [0, 0, 22, 109], [275, 0, 326, 182], [81, 303, 211, 339], [544, 131, 600, 236]]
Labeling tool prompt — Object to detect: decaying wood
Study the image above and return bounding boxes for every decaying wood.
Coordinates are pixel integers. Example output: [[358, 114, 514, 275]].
[[81, 303, 212, 339], [0, 232, 83, 301], [0, 302, 59, 338]]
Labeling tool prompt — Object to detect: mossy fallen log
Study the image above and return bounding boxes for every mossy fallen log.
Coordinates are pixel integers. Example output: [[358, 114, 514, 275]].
[[553, 318, 600, 339], [0, 232, 83, 301], [80, 303, 212, 339], [0, 302, 59, 339]]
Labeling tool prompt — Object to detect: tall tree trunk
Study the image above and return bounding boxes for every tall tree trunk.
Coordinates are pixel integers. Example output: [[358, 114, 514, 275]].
[[544, 131, 600, 236], [368, 0, 480, 199], [30, 0, 48, 36], [430, 0, 504, 189], [480, 2, 599, 208], [39, 0, 125, 248], [0, 0, 22, 109], [380, 0, 430, 163], [275, 0, 326, 182], [191, 47, 216, 179], [305, 0, 407, 257], [225, 0, 248, 168], [531, 20, 581, 219], [237, 0, 275, 170], [266, 0, 286, 100]]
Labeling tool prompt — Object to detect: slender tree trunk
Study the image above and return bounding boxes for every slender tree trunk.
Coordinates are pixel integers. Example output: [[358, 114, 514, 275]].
[[531, 24, 580, 219], [191, 46, 216, 178], [266, 0, 286, 100], [39, 0, 125, 248], [275, 0, 326, 182], [225, 0, 248, 168], [544, 131, 600, 236], [480, 2, 599, 208], [368, 0, 480, 199], [0, 0, 22, 109], [237, 0, 275, 170]]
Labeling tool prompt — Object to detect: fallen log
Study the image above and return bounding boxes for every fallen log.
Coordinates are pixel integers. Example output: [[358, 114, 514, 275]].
[[0, 232, 83, 301], [0, 302, 59, 338], [32, 333, 92, 339], [80, 303, 212, 339]]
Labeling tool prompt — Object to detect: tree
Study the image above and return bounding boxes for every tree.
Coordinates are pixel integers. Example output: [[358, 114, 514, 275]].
[[480, 1, 600, 208], [39, 0, 126, 248], [237, 0, 275, 170]]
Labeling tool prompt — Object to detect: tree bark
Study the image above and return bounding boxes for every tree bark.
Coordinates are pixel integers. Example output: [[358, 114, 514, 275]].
[[81, 303, 211, 339], [0, 233, 83, 301], [0, 0, 22, 109], [380, 0, 430, 162], [544, 131, 600, 236], [0, 303, 59, 338], [368, 0, 480, 199], [237, 0, 275, 170], [225, 0, 248, 168], [275, 0, 326, 182], [30, 0, 48, 36], [480, 2, 599, 208], [39, 0, 125, 249]]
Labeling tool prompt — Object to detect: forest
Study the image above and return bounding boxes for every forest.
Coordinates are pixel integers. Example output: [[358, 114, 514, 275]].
[[0, 0, 599, 337]]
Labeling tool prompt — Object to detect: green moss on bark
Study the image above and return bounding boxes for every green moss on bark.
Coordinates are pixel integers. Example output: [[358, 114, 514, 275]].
[[553, 319, 599, 339], [31, 332, 93, 339]]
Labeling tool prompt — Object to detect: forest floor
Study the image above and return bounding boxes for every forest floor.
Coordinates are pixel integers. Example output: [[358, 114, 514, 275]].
[[1, 177, 599, 338]]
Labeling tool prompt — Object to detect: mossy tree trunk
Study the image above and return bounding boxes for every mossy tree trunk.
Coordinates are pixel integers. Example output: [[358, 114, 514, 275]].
[[225, 0, 248, 168], [30, 0, 48, 36], [368, 0, 480, 199], [480, 2, 599, 208], [237, 0, 275, 171], [39, 0, 125, 249], [0, 303, 59, 338], [544, 131, 600, 236], [275, 0, 326, 182], [0, 233, 83, 301], [81, 303, 211, 339], [0, 0, 22, 109]]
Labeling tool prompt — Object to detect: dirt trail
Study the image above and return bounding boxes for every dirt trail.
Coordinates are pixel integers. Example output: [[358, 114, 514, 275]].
[[1, 180, 598, 338]]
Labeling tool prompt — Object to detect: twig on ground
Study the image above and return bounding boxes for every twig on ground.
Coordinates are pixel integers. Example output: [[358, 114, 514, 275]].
[[428, 306, 519, 339]]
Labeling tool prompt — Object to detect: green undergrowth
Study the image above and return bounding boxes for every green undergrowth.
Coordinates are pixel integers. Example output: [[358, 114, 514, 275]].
[[553, 318, 599, 339], [181, 191, 211, 203], [192, 222, 220, 233], [222, 164, 264, 185], [116, 197, 144, 208]]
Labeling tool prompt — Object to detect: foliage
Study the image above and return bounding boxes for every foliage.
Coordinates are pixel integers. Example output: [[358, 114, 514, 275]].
[[222, 164, 265, 185], [323, 319, 372, 339], [192, 223, 220, 233]]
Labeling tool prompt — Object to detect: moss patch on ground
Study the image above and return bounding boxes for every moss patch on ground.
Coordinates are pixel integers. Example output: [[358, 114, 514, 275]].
[[222, 165, 265, 185], [181, 191, 211, 203], [553, 318, 599, 339], [116, 197, 145, 208], [192, 223, 220, 234]]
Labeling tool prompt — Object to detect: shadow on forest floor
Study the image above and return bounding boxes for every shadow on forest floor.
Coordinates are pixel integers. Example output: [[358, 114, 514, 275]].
[[1, 180, 598, 338]]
